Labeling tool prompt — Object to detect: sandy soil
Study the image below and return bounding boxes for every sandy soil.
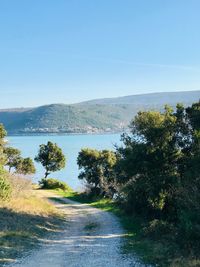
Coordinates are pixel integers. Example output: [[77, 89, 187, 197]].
[[7, 192, 150, 267]]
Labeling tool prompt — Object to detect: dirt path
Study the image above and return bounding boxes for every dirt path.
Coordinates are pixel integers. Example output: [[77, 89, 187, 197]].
[[8, 192, 150, 267]]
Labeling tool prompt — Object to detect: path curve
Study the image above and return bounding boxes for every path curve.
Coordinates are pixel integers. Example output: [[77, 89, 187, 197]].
[[8, 192, 150, 267]]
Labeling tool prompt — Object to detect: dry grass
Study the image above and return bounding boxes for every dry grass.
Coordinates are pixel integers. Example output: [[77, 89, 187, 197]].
[[0, 175, 65, 266], [8, 174, 32, 198]]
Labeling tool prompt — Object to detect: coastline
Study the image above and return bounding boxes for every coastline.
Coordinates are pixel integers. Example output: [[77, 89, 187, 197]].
[[7, 131, 125, 137]]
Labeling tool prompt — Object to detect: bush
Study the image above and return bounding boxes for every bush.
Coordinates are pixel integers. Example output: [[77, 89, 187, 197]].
[[39, 178, 70, 191], [0, 173, 12, 201], [143, 219, 174, 240]]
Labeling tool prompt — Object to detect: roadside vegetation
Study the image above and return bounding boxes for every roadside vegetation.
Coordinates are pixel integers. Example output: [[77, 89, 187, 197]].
[[69, 101, 200, 267], [0, 126, 65, 265], [1, 101, 200, 266], [39, 178, 70, 191]]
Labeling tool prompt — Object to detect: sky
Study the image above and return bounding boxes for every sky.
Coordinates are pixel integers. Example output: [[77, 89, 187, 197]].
[[0, 0, 200, 108]]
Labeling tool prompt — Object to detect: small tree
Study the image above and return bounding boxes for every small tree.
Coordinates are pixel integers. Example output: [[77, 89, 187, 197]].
[[0, 124, 7, 144], [77, 148, 101, 192], [35, 141, 66, 178], [16, 157, 36, 175], [4, 147, 21, 172], [77, 148, 117, 197], [0, 124, 7, 166]]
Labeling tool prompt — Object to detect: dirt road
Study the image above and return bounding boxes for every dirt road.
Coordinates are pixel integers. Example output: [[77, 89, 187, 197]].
[[8, 192, 150, 267]]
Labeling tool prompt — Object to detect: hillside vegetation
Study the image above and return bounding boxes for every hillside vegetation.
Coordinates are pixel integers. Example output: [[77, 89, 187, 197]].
[[0, 91, 199, 134]]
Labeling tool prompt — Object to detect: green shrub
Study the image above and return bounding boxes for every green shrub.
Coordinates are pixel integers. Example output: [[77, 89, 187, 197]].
[[39, 178, 70, 191], [0, 174, 12, 201], [143, 219, 174, 240]]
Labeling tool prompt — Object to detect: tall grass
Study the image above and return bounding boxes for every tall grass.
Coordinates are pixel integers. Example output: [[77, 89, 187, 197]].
[[0, 174, 64, 265]]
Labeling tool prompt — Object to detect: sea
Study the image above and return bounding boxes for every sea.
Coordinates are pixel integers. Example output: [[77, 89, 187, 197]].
[[7, 134, 121, 190]]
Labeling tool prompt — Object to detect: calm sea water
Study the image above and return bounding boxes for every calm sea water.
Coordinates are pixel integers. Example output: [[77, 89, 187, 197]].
[[7, 134, 121, 190]]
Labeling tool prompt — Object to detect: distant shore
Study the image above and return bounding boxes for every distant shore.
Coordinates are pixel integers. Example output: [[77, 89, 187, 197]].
[[7, 131, 125, 137]]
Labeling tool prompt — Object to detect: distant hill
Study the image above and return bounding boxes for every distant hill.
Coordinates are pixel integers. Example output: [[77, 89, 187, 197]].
[[81, 90, 200, 106], [0, 90, 199, 135]]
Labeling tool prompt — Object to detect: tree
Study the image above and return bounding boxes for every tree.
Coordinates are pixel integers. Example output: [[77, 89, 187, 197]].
[[98, 150, 117, 197], [4, 147, 21, 172], [16, 157, 36, 175], [77, 148, 101, 193], [0, 124, 7, 143], [0, 125, 12, 201], [35, 141, 66, 178], [115, 107, 181, 215], [0, 124, 7, 166], [77, 148, 117, 197]]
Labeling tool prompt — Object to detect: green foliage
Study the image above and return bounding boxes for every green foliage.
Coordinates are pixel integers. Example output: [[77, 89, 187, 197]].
[[0, 169, 12, 201], [114, 101, 200, 255], [76, 101, 200, 261], [116, 107, 181, 216], [0, 124, 11, 200], [0, 123, 35, 201], [15, 157, 36, 175], [186, 101, 200, 130], [143, 219, 174, 240], [4, 147, 35, 175], [77, 148, 117, 197], [77, 148, 101, 190], [39, 178, 70, 191], [4, 147, 21, 172], [0, 123, 7, 141], [35, 142, 66, 178], [0, 124, 7, 166]]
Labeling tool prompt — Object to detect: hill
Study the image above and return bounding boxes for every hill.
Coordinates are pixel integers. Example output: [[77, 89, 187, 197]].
[[0, 90, 199, 134], [81, 90, 200, 106]]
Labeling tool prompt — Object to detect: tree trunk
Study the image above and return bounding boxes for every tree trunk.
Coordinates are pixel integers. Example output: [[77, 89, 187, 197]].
[[45, 171, 49, 178]]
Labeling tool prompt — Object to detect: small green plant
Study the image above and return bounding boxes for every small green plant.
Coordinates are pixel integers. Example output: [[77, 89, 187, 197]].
[[39, 178, 70, 191], [0, 174, 12, 201]]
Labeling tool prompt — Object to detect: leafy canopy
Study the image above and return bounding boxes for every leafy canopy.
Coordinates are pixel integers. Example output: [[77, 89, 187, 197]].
[[35, 141, 66, 178], [4, 147, 21, 172], [77, 148, 117, 197], [16, 157, 36, 175]]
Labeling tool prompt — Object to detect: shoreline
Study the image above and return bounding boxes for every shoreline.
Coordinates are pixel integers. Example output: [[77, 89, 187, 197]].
[[7, 131, 125, 137]]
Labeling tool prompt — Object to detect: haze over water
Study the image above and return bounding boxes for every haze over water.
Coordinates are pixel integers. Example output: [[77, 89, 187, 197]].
[[7, 134, 121, 190]]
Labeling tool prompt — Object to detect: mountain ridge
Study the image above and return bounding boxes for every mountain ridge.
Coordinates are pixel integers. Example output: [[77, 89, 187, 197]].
[[79, 90, 200, 105], [0, 90, 199, 135]]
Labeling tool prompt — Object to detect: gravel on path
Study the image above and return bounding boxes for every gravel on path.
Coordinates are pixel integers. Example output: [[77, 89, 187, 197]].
[[7, 192, 151, 267]]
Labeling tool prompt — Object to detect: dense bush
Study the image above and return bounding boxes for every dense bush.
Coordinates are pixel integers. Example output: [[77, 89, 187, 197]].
[[0, 171, 12, 201], [39, 178, 70, 191], [77, 148, 117, 197], [77, 101, 200, 253]]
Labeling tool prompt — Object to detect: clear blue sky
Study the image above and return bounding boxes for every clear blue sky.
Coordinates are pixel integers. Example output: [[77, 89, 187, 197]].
[[0, 0, 200, 108]]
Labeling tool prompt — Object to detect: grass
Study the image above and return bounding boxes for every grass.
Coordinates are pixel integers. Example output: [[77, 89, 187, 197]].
[[55, 189, 200, 267], [0, 190, 65, 266]]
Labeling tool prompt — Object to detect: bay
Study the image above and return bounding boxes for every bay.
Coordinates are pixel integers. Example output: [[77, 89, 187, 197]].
[[7, 134, 121, 190]]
